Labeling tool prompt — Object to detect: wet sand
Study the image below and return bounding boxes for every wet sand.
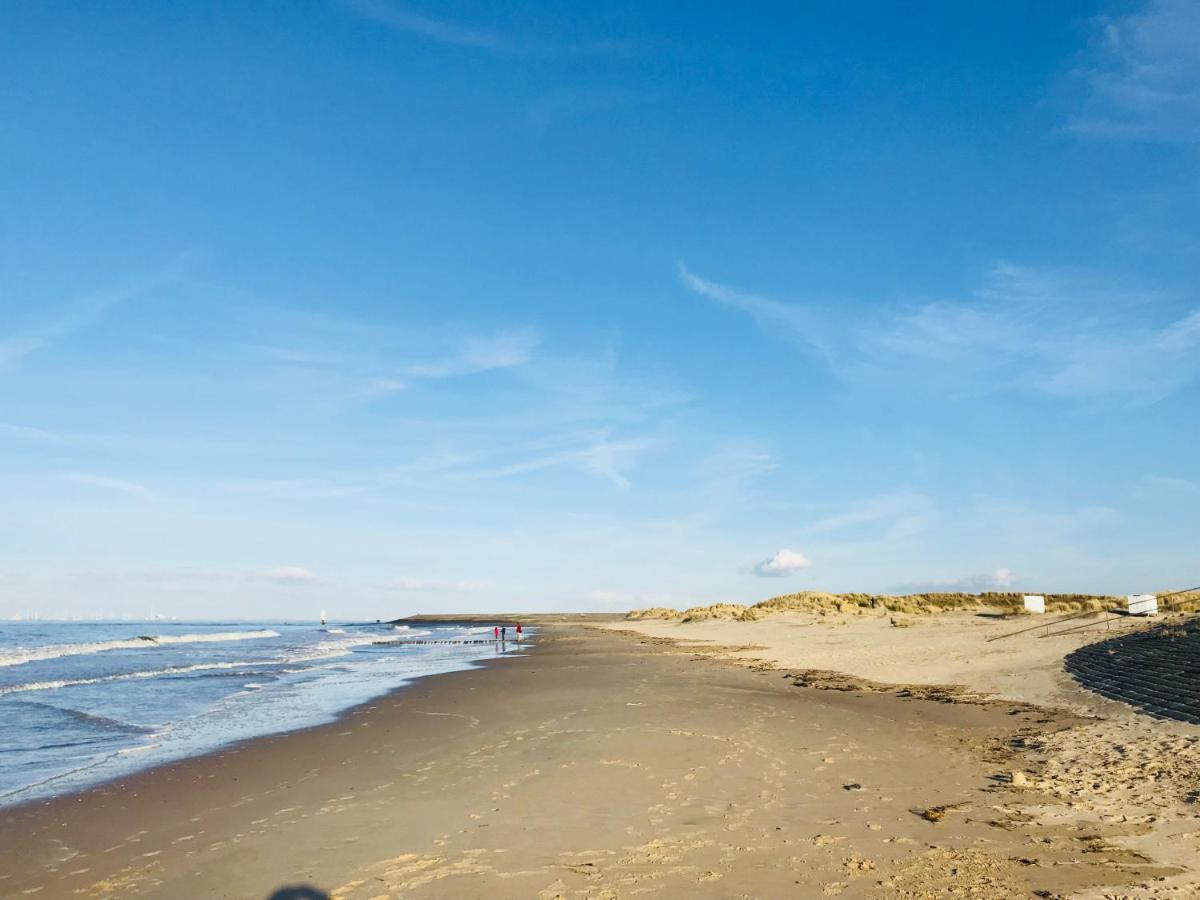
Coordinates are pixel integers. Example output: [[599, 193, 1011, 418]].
[[0, 624, 1170, 898]]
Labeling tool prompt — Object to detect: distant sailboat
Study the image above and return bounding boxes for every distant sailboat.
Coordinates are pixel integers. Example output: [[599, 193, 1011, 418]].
[[320, 609, 327, 625]]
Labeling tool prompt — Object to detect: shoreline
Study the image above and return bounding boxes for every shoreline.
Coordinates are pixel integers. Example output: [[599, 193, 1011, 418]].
[[0, 622, 531, 812], [0, 622, 1182, 898], [0, 639, 528, 817]]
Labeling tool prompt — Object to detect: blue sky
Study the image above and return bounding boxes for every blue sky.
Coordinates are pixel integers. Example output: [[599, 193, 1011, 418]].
[[2, 0, 1198, 619]]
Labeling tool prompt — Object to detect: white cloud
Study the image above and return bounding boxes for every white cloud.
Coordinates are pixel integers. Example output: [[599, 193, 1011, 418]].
[[260, 566, 319, 585], [1067, 0, 1200, 142], [64, 472, 155, 500], [752, 548, 812, 578], [680, 261, 1200, 402]]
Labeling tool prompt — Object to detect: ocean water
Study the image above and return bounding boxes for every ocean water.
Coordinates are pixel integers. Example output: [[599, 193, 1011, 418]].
[[0, 620, 525, 806]]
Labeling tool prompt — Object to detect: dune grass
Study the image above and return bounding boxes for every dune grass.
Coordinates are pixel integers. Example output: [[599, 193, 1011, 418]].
[[627, 590, 1124, 622]]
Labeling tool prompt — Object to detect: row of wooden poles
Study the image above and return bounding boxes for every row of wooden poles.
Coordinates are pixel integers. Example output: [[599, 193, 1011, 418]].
[[372, 638, 525, 646]]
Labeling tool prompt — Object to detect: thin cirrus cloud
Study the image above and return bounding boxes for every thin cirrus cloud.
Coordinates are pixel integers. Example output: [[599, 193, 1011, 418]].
[[1066, 0, 1200, 143], [258, 326, 539, 403], [0, 255, 195, 372], [76, 568, 322, 586], [402, 328, 540, 378], [338, 0, 631, 56], [255, 321, 542, 410], [1141, 475, 1200, 496], [800, 491, 935, 538], [379, 578, 489, 592], [751, 549, 812, 578], [64, 473, 156, 501], [679, 261, 1200, 401], [258, 567, 320, 586], [676, 264, 832, 362], [0, 422, 61, 442], [339, 0, 514, 51], [458, 433, 658, 490]]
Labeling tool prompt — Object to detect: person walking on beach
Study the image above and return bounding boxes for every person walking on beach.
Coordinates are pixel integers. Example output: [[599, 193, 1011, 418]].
[[501, 625, 507, 642], [516, 623, 523, 643], [493, 625, 500, 641]]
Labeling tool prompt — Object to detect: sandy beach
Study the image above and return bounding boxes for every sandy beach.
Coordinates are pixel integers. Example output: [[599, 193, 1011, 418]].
[[1, 617, 1193, 898], [610, 609, 1200, 898]]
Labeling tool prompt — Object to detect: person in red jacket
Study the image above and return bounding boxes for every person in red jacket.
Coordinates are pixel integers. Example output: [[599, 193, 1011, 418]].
[[516, 623, 523, 643], [493, 625, 500, 641]]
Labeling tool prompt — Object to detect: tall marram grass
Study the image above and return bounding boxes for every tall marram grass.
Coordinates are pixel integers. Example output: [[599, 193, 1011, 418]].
[[626, 591, 1122, 622]]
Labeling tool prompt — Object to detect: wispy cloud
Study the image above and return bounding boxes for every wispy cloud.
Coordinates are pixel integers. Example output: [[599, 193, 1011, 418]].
[[891, 568, 1016, 594], [64, 473, 156, 500], [0, 423, 61, 442], [0, 337, 46, 369], [751, 548, 811, 578], [339, 0, 631, 56], [340, 0, 514, 51], [801, 490, 935, 539], [403, 329, 539, 378], [78, 567, 323, 586], [865, 264, 1200, 400], [1, 257, 194, 372], [1066, 0, 1200, 142], [461, 432, 658, 489], [1140, 475, 1200, 496], [677, 264, 830, 360], [378, 578, 488, 592], [680, 261, 1200, 401], [257, 566, 320, 586], [255, 322, 539, 407]]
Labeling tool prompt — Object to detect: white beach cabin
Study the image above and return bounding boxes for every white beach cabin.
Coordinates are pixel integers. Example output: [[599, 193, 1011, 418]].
[[1126, 594, 1158, 616], [1022, 594, 1045, 614]]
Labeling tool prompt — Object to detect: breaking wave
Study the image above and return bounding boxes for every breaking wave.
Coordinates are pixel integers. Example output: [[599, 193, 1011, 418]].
[[0, 660, 271, 696], [0, 630, 280, 669]]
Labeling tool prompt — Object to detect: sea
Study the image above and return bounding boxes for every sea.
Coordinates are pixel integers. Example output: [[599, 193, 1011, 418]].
[[0, 620, 524, 807]]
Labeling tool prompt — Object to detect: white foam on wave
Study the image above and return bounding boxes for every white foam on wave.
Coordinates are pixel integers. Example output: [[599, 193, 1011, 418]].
[[0, 630, 280, 669], [289, 634, 384, 662], [0, 660, 269, 696], [0, 631, 389, 696]]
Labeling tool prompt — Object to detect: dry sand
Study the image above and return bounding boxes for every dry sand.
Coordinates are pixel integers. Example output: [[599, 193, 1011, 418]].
[[608, 610, 1200, 898], [0, 620, 1192, 898], [607, 609, 1140, 712]]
